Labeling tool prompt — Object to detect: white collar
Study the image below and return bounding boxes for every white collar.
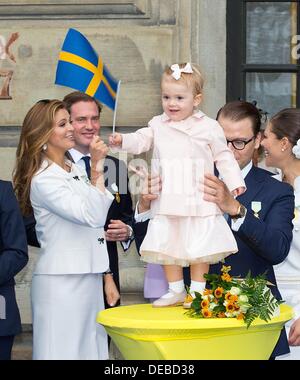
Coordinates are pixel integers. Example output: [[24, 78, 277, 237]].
[[69, 148, 90, 164], [241, 161, 253, 179], [161, 110, 205, 122]]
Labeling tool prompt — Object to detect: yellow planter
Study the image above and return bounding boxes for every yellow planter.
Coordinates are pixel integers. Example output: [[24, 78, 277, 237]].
[[97, 303, 293, 360]]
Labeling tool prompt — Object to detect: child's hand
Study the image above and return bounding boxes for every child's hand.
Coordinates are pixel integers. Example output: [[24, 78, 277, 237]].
[[109, 133, 122, 147], [232, 186, 246, 197]]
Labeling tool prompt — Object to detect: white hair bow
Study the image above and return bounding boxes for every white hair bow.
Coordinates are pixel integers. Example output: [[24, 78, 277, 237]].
[[170, 63, 193, 80]]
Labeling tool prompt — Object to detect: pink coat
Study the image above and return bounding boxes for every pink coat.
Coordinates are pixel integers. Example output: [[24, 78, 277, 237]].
[[122, 111, 245, 217]]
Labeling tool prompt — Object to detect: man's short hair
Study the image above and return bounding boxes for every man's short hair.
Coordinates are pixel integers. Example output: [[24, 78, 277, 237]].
[[63, 91, 102, 115], [217, 100, 261, 136]]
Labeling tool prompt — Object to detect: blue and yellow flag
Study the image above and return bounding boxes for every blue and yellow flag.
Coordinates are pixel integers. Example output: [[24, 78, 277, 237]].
[[55, 28, 119, 110]]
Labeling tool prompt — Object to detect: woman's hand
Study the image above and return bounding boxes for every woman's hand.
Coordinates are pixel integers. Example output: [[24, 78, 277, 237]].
[[89, 136, 108, 190], [90, 135, 108, 166], [289, 318, 300, 346], [104, 274, 120, 307]]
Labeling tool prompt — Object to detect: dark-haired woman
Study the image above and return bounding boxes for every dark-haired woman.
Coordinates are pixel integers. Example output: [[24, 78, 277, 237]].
[[261, 107, 300, 360]]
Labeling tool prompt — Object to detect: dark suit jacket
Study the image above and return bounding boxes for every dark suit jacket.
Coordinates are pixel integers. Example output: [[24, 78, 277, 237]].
[[209, 166, 294, 358], [24, 155, 133, 295], [102, 155, 133, 295], [0, 180, 28, 336]]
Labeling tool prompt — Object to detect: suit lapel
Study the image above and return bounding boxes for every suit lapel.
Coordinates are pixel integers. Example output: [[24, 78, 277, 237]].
[[237, 166, 266, 208]]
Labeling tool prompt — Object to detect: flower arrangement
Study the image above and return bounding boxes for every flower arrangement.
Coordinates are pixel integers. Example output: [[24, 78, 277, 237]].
[[185, 266, 282, 327]]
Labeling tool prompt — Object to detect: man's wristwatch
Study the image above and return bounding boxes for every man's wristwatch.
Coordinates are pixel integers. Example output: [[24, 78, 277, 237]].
[[231, 203, 247, 220]]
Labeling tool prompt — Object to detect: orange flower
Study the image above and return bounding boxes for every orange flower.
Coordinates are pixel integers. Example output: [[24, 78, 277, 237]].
[[225, 293, 238, 302], [203, 289, 213, 296], [217, 312, 226, 318], [221, 265, 231, 273], [201, 299, 209, 308], [184, 294, 194, 304], [225, 292, 232, 301], [237, 313, 245, 320], [226, 302, 235, 312], [202, 308, 212, 318], [221, 273, 232, 282], [214, 287, 224, 298]]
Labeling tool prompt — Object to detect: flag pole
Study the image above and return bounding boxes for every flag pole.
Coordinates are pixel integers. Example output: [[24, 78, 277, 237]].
[[112, 80, 121, 135]]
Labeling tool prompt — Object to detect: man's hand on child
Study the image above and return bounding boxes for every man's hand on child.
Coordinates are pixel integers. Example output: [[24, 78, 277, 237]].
[[203, 173, 240, 216]]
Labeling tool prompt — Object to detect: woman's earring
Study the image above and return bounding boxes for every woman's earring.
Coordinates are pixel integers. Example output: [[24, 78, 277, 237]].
[[281, 148, 285, 152], [42, 144, 47, 151]]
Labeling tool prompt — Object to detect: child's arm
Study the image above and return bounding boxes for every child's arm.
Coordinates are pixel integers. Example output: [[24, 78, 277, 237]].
[[211, 122, 246, 195], [109, 127, 154, 155]]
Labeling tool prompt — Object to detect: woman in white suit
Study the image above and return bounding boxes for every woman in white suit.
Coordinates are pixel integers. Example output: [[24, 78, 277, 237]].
[[13, 99, 114, 360]]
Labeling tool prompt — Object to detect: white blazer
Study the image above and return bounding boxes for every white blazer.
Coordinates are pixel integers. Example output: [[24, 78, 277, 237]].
[[30, 160, 114, 275]]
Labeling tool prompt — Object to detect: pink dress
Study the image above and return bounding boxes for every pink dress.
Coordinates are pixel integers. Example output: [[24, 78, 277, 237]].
[[122, 111, 245, 266]]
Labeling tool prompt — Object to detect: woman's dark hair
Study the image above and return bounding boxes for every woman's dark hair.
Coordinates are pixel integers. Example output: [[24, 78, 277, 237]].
[[217, 100, 262, 136], [270, 108, 300, 146]]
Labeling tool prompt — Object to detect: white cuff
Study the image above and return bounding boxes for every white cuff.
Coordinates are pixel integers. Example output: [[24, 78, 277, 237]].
[[134, 202, 151, 223], [231, 211, 247, 231]]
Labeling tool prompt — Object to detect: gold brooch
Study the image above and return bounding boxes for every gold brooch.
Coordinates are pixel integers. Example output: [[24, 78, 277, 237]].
[[112, 183, 121, 203]]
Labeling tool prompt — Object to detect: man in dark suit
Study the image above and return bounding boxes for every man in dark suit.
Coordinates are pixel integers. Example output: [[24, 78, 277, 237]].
[[203, 101, 294, 359], [25, 91, 134, 309], [0, 180, 28, 360], [133, 101, 294, 359]]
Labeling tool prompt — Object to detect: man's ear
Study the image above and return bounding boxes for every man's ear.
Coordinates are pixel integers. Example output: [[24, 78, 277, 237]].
[[255, 131, 262, 150], [194, 93, 202, 107]]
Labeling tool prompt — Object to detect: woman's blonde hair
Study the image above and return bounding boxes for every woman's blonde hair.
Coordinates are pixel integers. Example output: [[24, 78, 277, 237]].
[[13, 99, 66, 216], [162, 63, 204, 96]]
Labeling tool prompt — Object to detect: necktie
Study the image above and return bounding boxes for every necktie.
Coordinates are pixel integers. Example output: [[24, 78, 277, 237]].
[[81, 156, 91, 179]]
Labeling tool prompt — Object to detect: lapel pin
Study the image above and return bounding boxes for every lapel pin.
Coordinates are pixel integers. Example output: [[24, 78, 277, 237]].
[[251, 201, 261, 219]]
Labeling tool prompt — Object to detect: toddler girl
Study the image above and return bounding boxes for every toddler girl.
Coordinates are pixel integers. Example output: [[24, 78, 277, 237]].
[[110, 63, 245, 307]]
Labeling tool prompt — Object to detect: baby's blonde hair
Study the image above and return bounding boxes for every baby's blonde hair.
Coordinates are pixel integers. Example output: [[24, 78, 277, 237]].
[[162, 63, 204, 96]]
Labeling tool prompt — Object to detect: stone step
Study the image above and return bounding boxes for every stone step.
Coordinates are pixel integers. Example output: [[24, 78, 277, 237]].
[[12, 331, 33, 360]]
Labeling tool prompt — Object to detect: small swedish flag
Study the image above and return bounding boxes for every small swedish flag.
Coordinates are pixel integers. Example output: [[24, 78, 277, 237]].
[[55, 28, 119, 110]]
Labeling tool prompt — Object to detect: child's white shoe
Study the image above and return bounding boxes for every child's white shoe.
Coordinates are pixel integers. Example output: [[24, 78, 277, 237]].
[[152, 290, 187, 308]]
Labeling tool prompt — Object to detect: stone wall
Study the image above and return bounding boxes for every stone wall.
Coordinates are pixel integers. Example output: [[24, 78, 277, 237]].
[[0, 0, 226, 323]]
